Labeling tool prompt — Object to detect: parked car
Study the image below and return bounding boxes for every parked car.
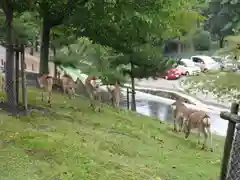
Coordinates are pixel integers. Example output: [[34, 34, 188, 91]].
[[212, 56, 238, 71], [164, 68, 181, 80], [189, 55, 221, 71], [211, 56, 225, 70], [176, 58, 201, 75]]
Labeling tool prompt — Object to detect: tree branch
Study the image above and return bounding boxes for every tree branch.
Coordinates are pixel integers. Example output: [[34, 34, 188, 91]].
[[49, 0, 90, 27]]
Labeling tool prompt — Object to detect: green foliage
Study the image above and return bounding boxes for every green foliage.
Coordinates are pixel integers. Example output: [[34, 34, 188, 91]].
[[69, 0, 201, 79], [51, 25, 77, 50], [193, 29, 211, 51], [204, 0, 240, 40], [53, 37, 127, 85], [183, 71, 240, 102], [0, 10, 39, 45]]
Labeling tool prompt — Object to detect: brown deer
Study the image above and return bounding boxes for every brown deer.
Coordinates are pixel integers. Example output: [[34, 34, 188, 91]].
[[171, 99, 195, 132], [85, 75, 102, 112], [107, 81, 120, 107], [183, 110, 212, 151], [61, 73, 78, 99], [37, 74, 53, 107]]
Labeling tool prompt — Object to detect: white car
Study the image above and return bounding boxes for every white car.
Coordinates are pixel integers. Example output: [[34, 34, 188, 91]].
[[177, 58, 201, 76], [190, 55, 221, 71]]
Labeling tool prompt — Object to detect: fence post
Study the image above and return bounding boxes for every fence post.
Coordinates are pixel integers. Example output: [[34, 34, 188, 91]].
[[15, 46, 20, 106], [220, 103, 239, 180], [126, 87, 129, 109], [20, 45, 28, 112]]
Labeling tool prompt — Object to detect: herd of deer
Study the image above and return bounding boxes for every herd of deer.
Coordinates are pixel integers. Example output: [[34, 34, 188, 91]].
[[0, 71, 212, 151], [37, 72, 120, 111], [171, 99, 213, 151]]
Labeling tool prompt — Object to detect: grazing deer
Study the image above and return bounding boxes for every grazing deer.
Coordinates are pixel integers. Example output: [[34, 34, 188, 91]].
[[107, 81, 120, 107], [171, 99, 195, 132], [85, 75, 102, 112], [61, 73, 78, 99], [183, 110, 212, 151], [37, 74, 53, 107]]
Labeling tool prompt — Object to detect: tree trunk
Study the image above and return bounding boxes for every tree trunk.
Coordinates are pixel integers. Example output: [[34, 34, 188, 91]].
[[40, 18, 51, 74], [15, 48, 19, 105], [219, 37, 224, 48], [5, 5, 17, 110], [130, 61, 136, 111], [53, 47, 57, 78], [35, 36, 38, 52], [30, 40, 34, 55], [20, 45, 28, 112]]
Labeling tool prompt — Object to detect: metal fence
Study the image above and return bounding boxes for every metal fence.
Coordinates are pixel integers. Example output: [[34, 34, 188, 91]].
[[220, 103, 240, 180]]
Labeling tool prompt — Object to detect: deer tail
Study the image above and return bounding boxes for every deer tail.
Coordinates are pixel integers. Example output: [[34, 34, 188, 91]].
[[202, 114, 211, 127]]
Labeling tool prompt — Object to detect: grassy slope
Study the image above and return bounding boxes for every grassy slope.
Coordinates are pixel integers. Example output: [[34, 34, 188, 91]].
[[0, 88, 224, 180]]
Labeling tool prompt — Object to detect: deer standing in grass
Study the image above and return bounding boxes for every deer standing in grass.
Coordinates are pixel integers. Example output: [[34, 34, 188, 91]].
[[183, 110, 212, 151], [107, 81, 120, 107], [85, 75, 102, 112], [171, 99, 195, 132], [61, 73, 80, 99], [37, 74, 53, 107]]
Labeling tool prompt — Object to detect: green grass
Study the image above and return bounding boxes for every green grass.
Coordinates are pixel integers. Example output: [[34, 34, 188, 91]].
[[184, 70, 240, 100], [0, 88, 224, 180]]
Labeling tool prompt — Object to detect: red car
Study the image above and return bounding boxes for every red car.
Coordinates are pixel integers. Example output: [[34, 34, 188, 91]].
[[164, 68, 181, 80], [175, 66, 186, 75]]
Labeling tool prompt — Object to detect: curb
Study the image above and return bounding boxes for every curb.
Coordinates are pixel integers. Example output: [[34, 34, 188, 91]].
[[124, 83, 228, 113]]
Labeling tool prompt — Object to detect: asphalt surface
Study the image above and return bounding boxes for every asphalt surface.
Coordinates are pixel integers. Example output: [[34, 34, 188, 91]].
[[135, 76, 230, 109]]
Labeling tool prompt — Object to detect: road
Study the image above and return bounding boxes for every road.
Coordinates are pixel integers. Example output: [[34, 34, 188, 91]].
[[135, 77, 185, 90], [135, 76, 230, 109]]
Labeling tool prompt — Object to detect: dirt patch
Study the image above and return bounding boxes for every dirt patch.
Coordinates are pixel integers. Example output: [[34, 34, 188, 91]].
[[0, 101, 49, 116]]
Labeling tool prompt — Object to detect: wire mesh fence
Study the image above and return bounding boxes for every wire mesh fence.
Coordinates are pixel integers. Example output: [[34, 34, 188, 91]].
[[226, 124, 240, 180]]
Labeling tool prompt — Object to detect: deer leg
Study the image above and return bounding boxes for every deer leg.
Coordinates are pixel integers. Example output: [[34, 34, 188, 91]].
[[206, 127, 213, 151], [173, 118, 177, 132], [48, 91, 52, 107], [197, 126, 201, 145], [72, 88, 76, 99], [201, 127, 208, 150], [68, 89, 72, 99], [90, 94, 95, 111], [41, 90, 44, 101], [179, 117, 184, 132]]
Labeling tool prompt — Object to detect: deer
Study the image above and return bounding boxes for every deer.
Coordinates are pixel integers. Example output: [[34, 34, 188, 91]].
[[37, 74, 53, 107], [61, 73, 79, 99], [85, 75, 102, 112], [107, 81, 120, 107], [182, 110, 212, 151], [170, 99, 196, 132]]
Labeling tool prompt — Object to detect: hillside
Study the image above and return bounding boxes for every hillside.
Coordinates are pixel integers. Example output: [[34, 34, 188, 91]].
[[0, 88, 223, 180]]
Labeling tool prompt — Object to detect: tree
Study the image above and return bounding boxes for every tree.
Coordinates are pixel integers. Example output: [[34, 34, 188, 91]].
[[69, 0, 200, 110], [192, 29, 212, 51], [31, 0, 89, 74], [203, 0, 240, 48], [53, 37, 126, 85], [0, 0, 36, 110]]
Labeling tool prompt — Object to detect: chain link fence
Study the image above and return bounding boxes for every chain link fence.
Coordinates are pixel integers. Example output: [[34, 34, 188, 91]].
[[226, 124, 240, 180]]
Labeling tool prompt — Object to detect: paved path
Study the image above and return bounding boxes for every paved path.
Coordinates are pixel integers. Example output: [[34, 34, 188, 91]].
[[135, 77, 230, 110]]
